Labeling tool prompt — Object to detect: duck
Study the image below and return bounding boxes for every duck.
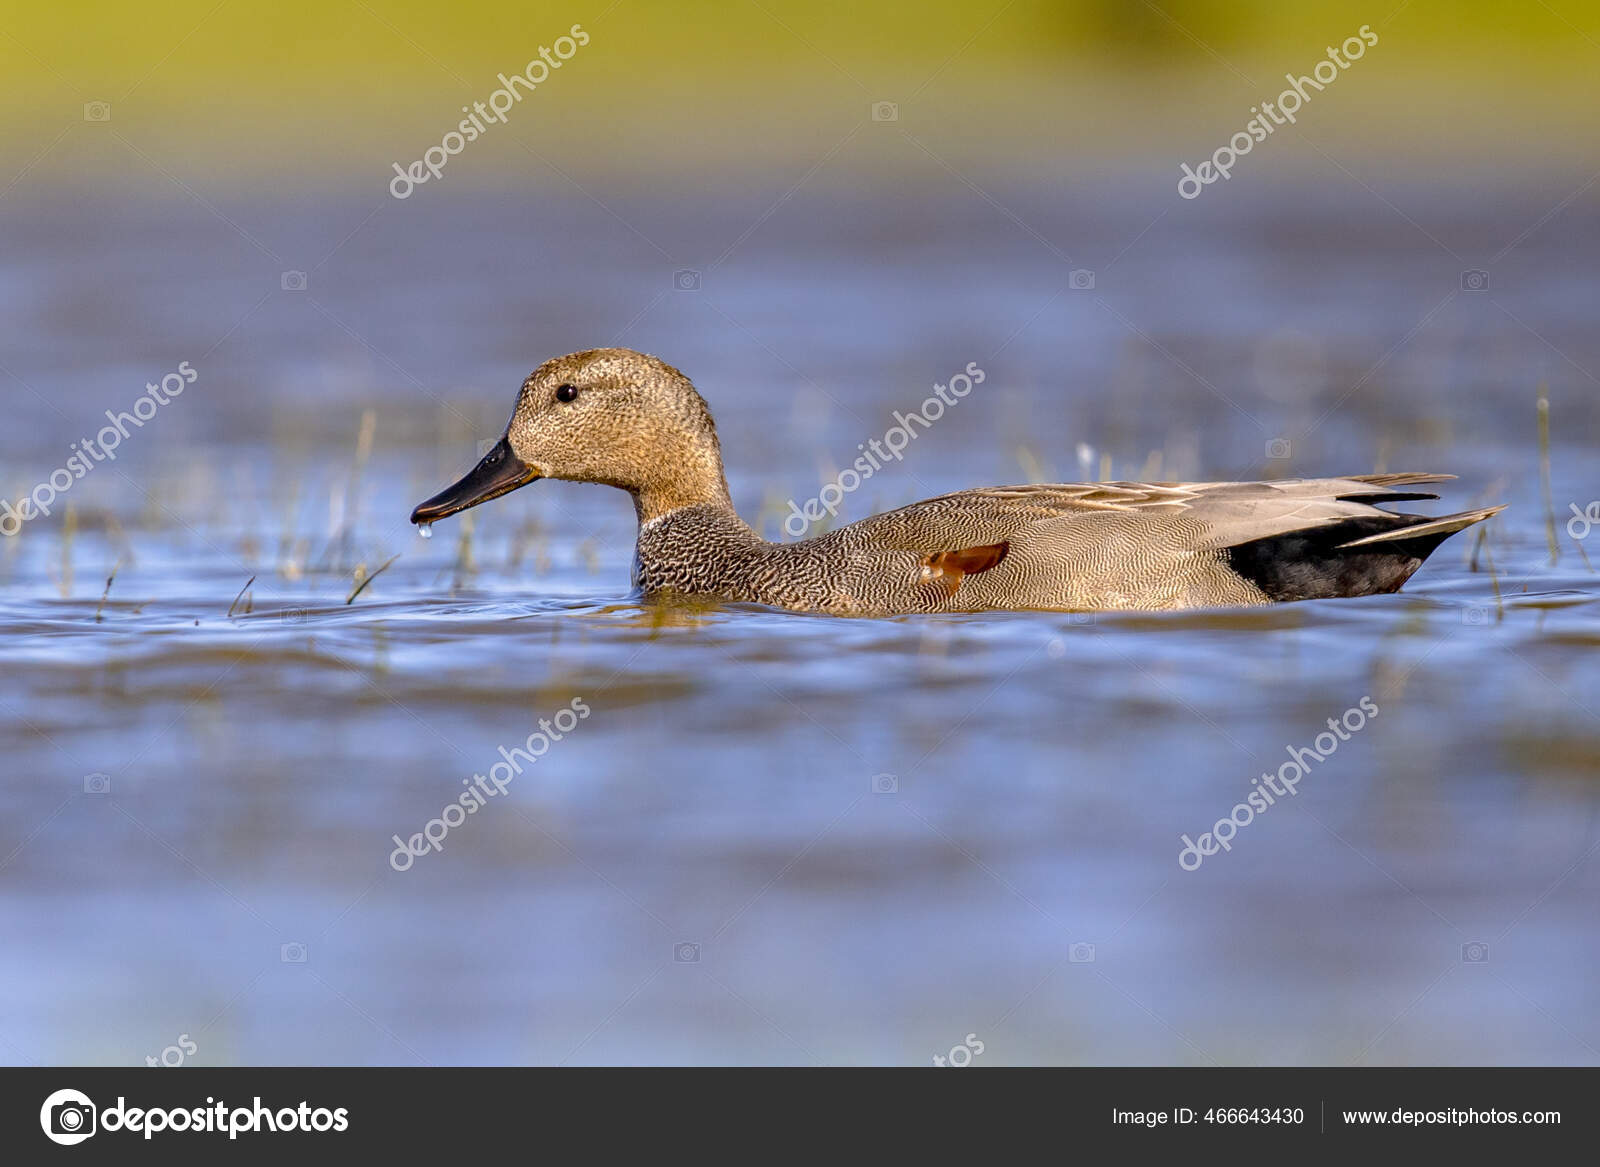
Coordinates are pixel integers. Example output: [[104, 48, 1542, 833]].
[[410, 347, 1505, 615]]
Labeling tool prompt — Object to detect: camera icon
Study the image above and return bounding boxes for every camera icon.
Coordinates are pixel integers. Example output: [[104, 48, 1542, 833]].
[[871, 773, 898, 794], [1461, 606, 1489, 626], [42, 1090, 97, 1145], [1069, 942, 1096, 963], [52, 1100, 95, 1135], [280, 941, 307, 963], [672, 269, 701, 291], [871, 101, 899, 122], [281, 608, 310, 624], [1068, 269, 1096, 291], [83, 101, 111, 123], [674, 942, 701, 963], [1066, 611, 1095, 626], [1266, 437, 1292, 460], [281, 270, 308, 292], [1460, 269, 1490, 291], [1462, 941, 1490, 963], [83, 773, 111, 795]]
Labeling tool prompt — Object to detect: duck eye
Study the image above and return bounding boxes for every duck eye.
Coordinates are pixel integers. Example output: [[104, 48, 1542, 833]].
[[555, 384, 578, 403]]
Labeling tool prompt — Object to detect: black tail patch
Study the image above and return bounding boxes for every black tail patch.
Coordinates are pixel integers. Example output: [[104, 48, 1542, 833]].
[[1224, 514, 1461, 602]]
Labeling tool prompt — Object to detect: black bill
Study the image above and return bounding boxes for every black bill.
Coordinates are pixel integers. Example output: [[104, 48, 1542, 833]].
[[410, 436, 539, 525]]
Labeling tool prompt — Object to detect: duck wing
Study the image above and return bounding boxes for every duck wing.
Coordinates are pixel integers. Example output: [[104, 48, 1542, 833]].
[[853, 474, 1457, 549]]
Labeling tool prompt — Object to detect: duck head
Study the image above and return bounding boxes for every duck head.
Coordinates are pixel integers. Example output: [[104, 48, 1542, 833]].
[[410, 347, 733, 527]]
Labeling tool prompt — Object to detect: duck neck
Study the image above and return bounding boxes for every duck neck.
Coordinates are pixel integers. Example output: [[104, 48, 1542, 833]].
[[631, 471, 748, 528], [629, 434, 747, 527]]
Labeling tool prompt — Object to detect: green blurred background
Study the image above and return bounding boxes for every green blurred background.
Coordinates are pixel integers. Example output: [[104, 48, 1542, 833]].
[[5, 0, 1597, 181]]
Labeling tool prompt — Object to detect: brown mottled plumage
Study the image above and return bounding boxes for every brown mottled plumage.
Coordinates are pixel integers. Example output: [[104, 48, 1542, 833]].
[[411, 348, 1506, 615]]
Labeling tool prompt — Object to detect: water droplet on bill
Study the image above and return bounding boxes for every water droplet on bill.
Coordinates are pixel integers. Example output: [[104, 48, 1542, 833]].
[[418, 523, 433, 539]]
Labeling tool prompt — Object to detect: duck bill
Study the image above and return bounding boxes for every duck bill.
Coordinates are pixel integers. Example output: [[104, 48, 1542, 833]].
[[410, 437, 539, 525]]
